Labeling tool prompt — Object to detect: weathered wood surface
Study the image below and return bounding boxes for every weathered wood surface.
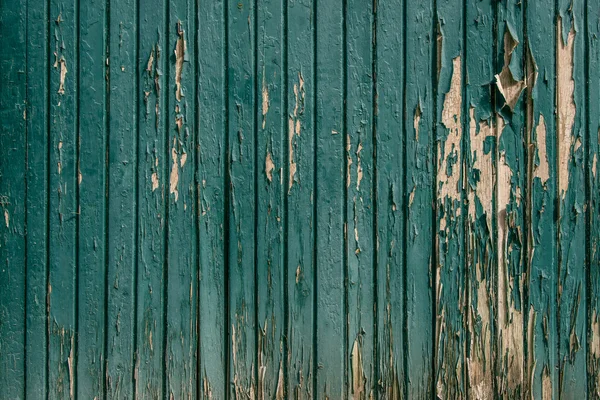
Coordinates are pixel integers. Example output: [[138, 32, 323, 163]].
[[1, 0, 599, 398]]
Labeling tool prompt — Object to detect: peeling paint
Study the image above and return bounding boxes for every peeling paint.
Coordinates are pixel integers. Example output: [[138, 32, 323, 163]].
[[495, 28, 525, 111], [262, 68, 268, 129], [534, 115, 550, 186], [170, 141, 179, 202], [174, 22, 186, 102], [557, 18, 576, 198], [288, 72, 304, 193], [265, 151, 274, 182]]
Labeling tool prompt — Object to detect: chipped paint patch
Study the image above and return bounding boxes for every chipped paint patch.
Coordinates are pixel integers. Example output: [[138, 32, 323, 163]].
[[57, 58, 68, 95], [467, 107, 493, 220], [438, 56, 463, 233], [265, 151, 275, 182], [151, 172, 159, 191], [495, 28, 525, 111], [174, 22, 186, 102], [534, 115, 550, 186], [4, 209, 9, 228], [351, 336, 365, 399], [414, 103, 422, 141], [262, 69, 269, 129], [170, 141, 179, 202], [557, 18, 576, 198], [288, 72, 304, 193]]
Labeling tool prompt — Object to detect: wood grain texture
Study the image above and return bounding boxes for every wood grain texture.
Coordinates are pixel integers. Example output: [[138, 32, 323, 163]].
[[2, 0, 600, 397]]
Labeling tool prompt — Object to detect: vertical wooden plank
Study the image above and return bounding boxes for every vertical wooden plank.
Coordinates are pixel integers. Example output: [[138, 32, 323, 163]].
[[165, 1, 198, 397], [0, 0, 27, 397], [227, 0, 257, 396], [557, 0, 587, 396], [47, 0, 78, 396], [197, 0, 227, 397], [495, 1, 527, 397], [525, 0, 559, 397], [345, 0, 375, 398], [434, 0, 466, 397], [587, 0, 600, 396], [256, 0, 285, 397], [464, 0, 495, 397], [375, 0, 405, 396], [286, 0, 316, 397], [77, 0, 108, 397], [25, 0, 49, 397], [105, 0, 137, 396], [404, 0, 434, 396], [314, 0, 345, 396], [136, 0, 166, 396]]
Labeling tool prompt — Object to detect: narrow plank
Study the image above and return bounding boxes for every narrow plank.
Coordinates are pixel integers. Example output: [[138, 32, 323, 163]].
[[404, 0, 434, 396], [494, 1, 527, 397], [345, 0, 375, 398], [165, 2, 198, 397], [588, 0, 600, 396], [25, 0, 50, 397], [105, 0, 138, 396], [47, 0, 78, 397], [256, 0, 285, 396], [0, 0, 27, 397], [375, 0, 405, 396], [197, 0, 227, 397], [286, 0, 316, 397], [525, 0, 559, 397], [556, 0, 588, 396], [227, 0, 258, 397], [434, 0, 466, 397], [136, 0, 167, 396], [464, 0, 495, 397], [77, 0, 108, 396], [314, 0, 345, 396]]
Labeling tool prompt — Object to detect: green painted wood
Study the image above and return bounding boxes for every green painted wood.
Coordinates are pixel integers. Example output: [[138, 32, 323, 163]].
[[165, 2, 198, 397], [255, 0, 285, 397], [345, 0, 375, 398], [3, 0, 600, 397], [136, 0, 167, 396], [227, 0, 257, 397], [464, 0, 495, 397], [526, 0, 559, 397], [48, 0, 78, 397], [314, 0, 345, 397], [434, 0, 466, 397], [105, 0, 137, 396], [557, 0, 588, 397], [25, 0, 49, 397], [588, 0, 600, 396], [404, 0, 434, 396], [285, 0, 316, 397], [77, 0, 108, 398], [375, 0, 405, 397], [495, 1, 526, 397], [197, 0, 227, 398], [0, 1, 26, 398]]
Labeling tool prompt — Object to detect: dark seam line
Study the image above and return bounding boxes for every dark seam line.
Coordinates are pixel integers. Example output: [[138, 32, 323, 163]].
[[342, 0, 349, 395], [430, 0, 438, 396], [132, 0, 141, 395], [461, 0, 468, 395], [194, 0, 202, 397], [74, 0, 81, 394], [584, 0, 592, 395], [253, 0, 260, 394], [401, 0, 409, 395], [103, 0, 112, 396], [282, 0, 290, 396], [162, 0, 170, 397], [44, 0, 52, 396], [223, 0, 231, 396], [371, 0, 379, 397], [311, 0, 318, 397], [23, 0, 30, 396]]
